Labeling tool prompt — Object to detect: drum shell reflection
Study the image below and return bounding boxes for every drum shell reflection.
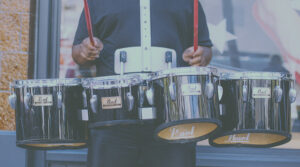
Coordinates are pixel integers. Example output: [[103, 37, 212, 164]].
[[210, 74, 293, 147], [14, 82, 88, 149], [154, 71, 221, 143]]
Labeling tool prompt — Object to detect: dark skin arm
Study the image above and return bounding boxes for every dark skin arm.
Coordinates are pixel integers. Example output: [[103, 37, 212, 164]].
[[72, 37, 103, 67], [182, 46, 212, 66]]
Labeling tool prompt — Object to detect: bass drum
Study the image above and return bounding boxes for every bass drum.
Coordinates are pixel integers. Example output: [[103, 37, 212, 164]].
[[209, 72, 297, 148], [9, 78, 88, 150], [153, 67, 221, 143]]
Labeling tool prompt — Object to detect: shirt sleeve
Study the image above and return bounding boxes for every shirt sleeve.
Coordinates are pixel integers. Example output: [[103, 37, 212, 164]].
[[73, 9, 88, 46], [198, 2, 213, 47]]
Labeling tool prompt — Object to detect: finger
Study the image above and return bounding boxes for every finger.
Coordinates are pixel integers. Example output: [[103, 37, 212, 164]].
[[191, 63, 201, 67], [193, 47, 204, 57], [189, 56, 202, 65], [183, 50, 194, 62], [81, 52, 95, 61]]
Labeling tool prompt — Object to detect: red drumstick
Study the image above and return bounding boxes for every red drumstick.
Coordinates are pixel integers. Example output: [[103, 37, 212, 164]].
[[194, 0, 198, 52], [83, 0, 95, 46]]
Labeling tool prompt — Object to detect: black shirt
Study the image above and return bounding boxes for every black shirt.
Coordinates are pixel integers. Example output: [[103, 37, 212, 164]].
[[74, 0, 212, 76]]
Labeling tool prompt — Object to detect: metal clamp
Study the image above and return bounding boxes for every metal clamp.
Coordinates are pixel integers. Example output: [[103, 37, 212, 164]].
[[289, 80, 297, 103], [90, 95, 98, 113], [218, 79, 223, 101], [126, 86, 134, 111], [24, 92, 32, 111], [8, 94, 17, 110], [205, 73, 214, 99], [169, 80, 176, 101], [57, 86, 63, 109], [274, 85, 283, 103], [242, 79, 248, 102], [82, 90, 88, 108], [146, 81, 154, 105], [8, 84, 16, 110], [138, 86, 145, 107]]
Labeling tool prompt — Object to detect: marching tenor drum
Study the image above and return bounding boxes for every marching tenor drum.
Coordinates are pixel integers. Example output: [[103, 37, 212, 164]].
[[153, 67, 221, 143], [83, 73, 157, 128], [9, 78, 88, 149], [209, 72, 297, 147]]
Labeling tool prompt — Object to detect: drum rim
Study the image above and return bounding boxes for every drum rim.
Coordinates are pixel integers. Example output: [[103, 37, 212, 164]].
[[208, 129, 291, 148], [82, 74, 142, 89], [153, 67, 218, 79], [16, 139, 88, 150], [221, 72, 292, 80], [154, 118, 222, 144], [12, 78, 81, 88]]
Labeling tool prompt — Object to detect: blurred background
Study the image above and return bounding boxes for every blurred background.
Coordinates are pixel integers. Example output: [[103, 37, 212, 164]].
[[0, 0, 300, 166]]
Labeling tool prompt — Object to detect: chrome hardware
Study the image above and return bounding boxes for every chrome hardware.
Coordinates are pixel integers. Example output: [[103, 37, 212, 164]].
[[90, 95, 98, 113], [205, 73, 214, 99], [57, 91, 63, 109], [138, 86, 145, 106], [169, 82, 176, 101], [289, 88, 297, 103], [78, 109, 89, 121], [242, 80, 248, 102], [138, 107, 157, 120], [8, 94, 17, 110], [82, 91, 88, 108], [146, 87, 154, 105], [205, 82, 214, 99], [24, 93, 32, 111], [274, 86, 283, 103], [218, 80, 223, 101], [126, 92, 134, 111]]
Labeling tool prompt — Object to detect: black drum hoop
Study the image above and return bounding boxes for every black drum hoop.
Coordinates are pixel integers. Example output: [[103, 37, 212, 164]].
[[209, 129, 291, 148], [154, 118, 222, 144]]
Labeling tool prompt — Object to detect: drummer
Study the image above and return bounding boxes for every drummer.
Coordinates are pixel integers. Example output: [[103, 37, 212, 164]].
[[72, 1, 212, 167]]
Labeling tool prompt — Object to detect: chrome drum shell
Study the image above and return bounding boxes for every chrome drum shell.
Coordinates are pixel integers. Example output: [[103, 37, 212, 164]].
[[153, 67, 221, 143], [11, 79, 88, 150], [209, 72, 293, 148]]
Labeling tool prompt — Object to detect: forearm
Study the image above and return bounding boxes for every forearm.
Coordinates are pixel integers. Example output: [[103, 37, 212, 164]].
[[72, 44, 95, 67]]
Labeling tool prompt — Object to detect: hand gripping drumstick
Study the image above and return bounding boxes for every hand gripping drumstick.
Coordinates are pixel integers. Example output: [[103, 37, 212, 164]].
[[83, 0, 95, 46], [194, 0, 198, 52]]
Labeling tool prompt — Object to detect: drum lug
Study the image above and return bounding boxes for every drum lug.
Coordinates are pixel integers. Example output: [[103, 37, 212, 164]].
[[274, 86, 283, 103], [82, 91, 88, 108], [242, 85, 248, 102], [8, 94, 17, 110], [218, 85, 223, 101], [126, 92, 135, 111], [90, 95, 98, 113], [57, 91, 63, 109], [24, 93, 32, 111], [146, 87, 154, 105], [169, 82, 176, 101], [289, 88, 296, 103], [138, 86, 145, 106], [205, 82, 214, 99]]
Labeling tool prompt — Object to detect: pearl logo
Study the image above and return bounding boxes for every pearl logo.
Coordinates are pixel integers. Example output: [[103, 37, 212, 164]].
[[227, 133, 250, 143], [33, 95, 53, 106], [252, 87, 271, 98], [170, 126, 195, 139], [101, 96, 122, 109]]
